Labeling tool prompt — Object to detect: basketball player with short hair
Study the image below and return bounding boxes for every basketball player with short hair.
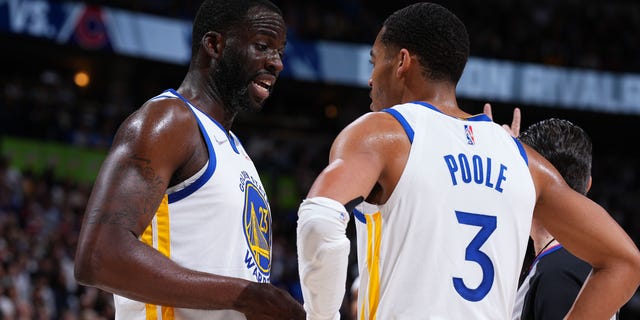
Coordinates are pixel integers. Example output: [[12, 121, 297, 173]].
[[74, 0, 304, 319], [295, 2, 640, 319]]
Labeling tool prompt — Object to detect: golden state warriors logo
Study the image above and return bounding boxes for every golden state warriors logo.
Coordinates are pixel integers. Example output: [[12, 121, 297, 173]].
[[242, 179, 271, 282]]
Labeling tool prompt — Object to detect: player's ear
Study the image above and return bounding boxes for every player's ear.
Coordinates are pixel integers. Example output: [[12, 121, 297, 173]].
[[586, 176, 592, 193], [202, 31, 225, 59], [396, 48, 412, 78]]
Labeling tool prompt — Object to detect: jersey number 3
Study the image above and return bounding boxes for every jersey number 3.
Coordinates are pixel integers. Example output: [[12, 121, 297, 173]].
[[453, 211, 497, 302]]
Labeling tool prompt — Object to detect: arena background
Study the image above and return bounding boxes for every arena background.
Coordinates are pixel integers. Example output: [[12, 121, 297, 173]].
[[1, 0, 639, 318]]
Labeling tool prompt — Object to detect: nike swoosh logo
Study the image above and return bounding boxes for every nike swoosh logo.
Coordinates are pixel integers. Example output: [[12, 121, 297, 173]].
[[214, 135, 228, 145]]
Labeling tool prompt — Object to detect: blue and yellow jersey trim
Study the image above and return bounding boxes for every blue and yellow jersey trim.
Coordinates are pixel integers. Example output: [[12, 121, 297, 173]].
[[353, 208, 383, 320]]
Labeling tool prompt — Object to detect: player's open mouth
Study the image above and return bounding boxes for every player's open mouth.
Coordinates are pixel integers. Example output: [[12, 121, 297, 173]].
[[251, 79, 272, 101]]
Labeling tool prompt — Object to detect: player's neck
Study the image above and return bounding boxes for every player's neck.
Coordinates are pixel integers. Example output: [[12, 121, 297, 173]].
[[178, 76, 236, 131], [406, 81, 466, 117]]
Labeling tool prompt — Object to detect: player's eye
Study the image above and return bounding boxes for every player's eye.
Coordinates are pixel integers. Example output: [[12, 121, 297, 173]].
[[256, 43, 268, 51]]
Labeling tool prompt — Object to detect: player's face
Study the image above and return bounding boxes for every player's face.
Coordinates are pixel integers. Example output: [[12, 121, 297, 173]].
[[368, 29, 401, 112], [214, 6, 286, 113]]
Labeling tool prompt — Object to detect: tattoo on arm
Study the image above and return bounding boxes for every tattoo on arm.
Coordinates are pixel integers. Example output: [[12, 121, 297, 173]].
[[86, 208, 138, 227], [130, 154, 166, 216], [87, 154, 167, 230]]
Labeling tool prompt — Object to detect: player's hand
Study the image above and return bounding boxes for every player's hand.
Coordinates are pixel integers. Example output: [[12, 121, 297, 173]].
[[235, 282, 305, 320], [483, 103, 521, 137]]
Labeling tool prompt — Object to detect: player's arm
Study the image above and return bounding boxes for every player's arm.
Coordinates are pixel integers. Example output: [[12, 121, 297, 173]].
[[297, 112, 406, 319], [527, 145, 640, 320], [306, 112, 401, 204], [74, 98, 250, 307], [73, 99, 303, 318]]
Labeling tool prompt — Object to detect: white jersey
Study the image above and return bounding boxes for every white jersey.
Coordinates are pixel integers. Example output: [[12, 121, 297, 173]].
[[352, 102, 536, 319], [114, 89, 272, 320]]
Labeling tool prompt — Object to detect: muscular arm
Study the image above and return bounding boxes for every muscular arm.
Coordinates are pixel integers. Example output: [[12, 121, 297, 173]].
[[72, 99, 303, 316], [307, 111, 409, 203], [74, 99, 247, 308], [297, 112, 408, 319], [527, 146, 640, 319]]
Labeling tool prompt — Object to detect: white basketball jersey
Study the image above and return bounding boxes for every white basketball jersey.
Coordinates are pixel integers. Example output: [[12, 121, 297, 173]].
[[352, 102, 536, 319], [114, 89, 271, 320]]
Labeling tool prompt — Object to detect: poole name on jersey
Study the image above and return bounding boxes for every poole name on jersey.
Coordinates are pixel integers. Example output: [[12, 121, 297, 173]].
[[443, 153, 508, 193]]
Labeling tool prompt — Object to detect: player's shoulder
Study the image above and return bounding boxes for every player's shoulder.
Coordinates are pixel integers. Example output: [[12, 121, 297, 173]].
[[110, 94, 199, 153], [346, 111, 402, 133], [331, 111, 409, 156], [521, 142, 564, 184], [519, 141, 578, 206], [127, 95, 196, 131], [337, 111, 404, 143], [140, 94, 194, 120]]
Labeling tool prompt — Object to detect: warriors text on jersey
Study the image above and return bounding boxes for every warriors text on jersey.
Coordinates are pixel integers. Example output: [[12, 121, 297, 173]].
[[114, 89, 272, 320], [352, 102, 536, 319]]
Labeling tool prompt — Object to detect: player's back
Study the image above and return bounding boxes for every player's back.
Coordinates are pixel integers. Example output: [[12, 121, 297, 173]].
[[353, 102, 536, 319]]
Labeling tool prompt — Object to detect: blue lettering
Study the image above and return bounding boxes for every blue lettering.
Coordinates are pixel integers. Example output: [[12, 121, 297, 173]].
[[485, 157, 494, 188], [472, 155, 483, 184], [444, 155, 458, 185], [246, 251, 270, 283], [495, 164, 507, 193], [8, 0, 55, 38], [244, 250, 255, 269], [250, 267, 269, 283], [443, 153, 507, 192], [459, 154, 472, 183]]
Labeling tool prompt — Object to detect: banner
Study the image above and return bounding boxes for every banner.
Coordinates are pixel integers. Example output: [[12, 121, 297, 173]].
[[2, 0, 639, 114], [0, 0, 191, 64]]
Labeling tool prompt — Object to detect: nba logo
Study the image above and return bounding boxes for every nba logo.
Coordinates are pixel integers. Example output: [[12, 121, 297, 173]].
[[465, 125, 475, 145]]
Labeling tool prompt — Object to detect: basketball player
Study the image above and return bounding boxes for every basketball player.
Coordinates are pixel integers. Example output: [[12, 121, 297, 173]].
[[295, 2, 640, 319], [74, 0, 304, 319], [512, 119, 618, 320]]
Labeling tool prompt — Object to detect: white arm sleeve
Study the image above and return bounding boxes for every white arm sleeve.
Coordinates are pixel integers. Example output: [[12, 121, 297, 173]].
[[297, 197, 351, 320]]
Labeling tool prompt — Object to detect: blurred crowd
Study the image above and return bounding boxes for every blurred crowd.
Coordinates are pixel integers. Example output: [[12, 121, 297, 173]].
[[1, 0, 640, 319], [0, 155, 114, 319]]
